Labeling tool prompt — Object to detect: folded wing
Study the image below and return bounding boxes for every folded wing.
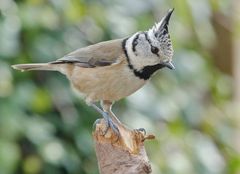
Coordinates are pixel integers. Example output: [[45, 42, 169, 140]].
[[52, 39, 124, 67]]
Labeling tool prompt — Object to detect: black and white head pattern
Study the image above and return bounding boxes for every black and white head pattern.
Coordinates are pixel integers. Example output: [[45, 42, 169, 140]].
[[123, 9, 174, 80]]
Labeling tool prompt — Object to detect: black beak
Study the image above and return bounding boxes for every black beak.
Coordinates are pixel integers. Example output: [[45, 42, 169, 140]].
[[159, 8, 174, 31], [162, 61, 175, 70]]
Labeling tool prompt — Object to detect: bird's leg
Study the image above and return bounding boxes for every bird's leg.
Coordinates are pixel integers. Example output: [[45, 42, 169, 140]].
[[100, 100, 123, 126], [101, 100, 146, 135], [101, 101, 146, 134], [90, 103, 120, 137]]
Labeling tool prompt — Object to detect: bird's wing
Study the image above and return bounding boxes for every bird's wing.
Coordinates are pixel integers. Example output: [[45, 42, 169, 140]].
[[52, 39, 124, 67]]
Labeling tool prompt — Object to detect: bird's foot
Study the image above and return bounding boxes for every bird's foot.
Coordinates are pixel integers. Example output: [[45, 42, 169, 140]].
[[93, 118, 101, 130], [101, 112, 120, 139], [91, 103, 120, 140], [134, 128, 146, 135], [93, 114, 120, 140]]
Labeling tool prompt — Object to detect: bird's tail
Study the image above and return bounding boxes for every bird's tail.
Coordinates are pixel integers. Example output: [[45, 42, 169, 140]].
[[11, 63, 56, 72]]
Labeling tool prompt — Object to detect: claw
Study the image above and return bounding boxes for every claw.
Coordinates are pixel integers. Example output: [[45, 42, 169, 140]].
[[90, 103, 120, 141], [102, 112, 120, 141], [135, 128, 146, 135], [93, 118, 102, 130]]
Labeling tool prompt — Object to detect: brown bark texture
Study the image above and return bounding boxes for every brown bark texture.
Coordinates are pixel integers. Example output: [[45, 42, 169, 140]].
[[93, 119, 155, 174]]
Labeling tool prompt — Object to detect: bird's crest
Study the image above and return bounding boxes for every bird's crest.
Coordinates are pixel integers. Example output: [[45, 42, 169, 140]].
[[148, 9, 174, 60]]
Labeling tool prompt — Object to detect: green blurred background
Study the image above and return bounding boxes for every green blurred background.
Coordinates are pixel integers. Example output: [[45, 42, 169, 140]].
[[0, 0, 240, 174]]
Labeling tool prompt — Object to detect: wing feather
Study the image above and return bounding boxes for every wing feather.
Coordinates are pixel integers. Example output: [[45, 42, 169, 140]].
[[52, 39, 124, 67]]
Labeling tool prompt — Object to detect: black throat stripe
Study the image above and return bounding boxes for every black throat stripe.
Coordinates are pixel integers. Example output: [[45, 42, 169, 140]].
[[122, 38, 134, 71], [122, 38, 165, 80]]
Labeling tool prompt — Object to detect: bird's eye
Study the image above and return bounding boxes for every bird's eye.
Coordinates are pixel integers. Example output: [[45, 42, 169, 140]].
[[151, 46, 159, 54]]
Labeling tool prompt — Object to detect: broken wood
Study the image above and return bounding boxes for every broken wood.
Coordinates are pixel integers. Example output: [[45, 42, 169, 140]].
[[93, 119, 155, 174]]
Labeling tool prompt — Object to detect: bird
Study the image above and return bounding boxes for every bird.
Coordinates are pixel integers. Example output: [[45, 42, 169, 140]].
[[12, 9, 174, 136]]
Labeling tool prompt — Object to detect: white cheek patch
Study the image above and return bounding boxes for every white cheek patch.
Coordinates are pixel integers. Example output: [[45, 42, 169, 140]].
[[126, 40, 143, 70], [126, 35, 160, 71]]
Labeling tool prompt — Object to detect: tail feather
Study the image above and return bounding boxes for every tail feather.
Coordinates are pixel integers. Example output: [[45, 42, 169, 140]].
[[12, 63, 55, 72]]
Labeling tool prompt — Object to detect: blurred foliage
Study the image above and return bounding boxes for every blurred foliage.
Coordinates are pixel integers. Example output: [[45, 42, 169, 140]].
[[0, 0, 240, 174]]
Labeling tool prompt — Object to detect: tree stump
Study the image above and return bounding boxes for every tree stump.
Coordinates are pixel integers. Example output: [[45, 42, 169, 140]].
[[93, 119, 155, 174]]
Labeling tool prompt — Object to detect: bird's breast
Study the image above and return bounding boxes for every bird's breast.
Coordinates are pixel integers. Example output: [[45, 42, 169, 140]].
[[70, 59, 146, 102]]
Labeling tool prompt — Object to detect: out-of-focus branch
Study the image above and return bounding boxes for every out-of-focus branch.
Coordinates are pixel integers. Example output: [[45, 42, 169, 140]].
[[233, 0, 240, 103], [211, 12, 233, 75]]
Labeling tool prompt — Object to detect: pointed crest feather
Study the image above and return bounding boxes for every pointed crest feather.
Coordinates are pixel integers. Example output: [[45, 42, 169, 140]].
[[147, 8, 174, 60]]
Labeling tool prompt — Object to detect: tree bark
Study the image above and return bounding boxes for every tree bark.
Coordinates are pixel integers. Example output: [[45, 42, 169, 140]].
[[93, 119, 154, 174]]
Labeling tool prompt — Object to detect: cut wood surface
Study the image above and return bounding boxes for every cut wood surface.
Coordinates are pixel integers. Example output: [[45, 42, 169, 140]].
[[93, 119, 155, 174]]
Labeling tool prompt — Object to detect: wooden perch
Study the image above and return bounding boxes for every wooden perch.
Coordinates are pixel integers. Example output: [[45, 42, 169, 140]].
[[93, 119, 155, 174]]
